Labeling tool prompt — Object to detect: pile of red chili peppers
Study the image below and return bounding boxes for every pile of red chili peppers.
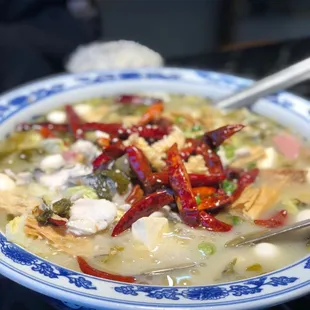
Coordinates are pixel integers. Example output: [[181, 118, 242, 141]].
[[19, 94, 289, 283]]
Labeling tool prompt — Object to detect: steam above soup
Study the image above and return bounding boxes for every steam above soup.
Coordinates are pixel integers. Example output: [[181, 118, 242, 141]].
[[1, 93, 310, 286]]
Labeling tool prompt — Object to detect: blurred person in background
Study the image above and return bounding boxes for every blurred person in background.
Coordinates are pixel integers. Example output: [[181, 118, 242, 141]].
[[0, 0, 98, 93]]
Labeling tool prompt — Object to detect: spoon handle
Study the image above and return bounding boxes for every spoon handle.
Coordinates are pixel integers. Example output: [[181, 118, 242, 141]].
[[226, 219, 310, 248], [216, 57, 310, 110]]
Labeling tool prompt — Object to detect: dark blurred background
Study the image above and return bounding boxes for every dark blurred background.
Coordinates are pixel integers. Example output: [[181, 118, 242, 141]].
[[1, 0, 310, 95]]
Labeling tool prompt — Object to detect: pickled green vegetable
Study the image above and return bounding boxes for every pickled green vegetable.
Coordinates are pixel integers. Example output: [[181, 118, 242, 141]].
[[116, 104, 147, 116], [19, 148, 45, 162], [52, 198, 72, 218], [246, 263, 262, 272], [113, 155, 132, 177], [101, 169, 130, 195], [198, 242, 216, 256], [36, 209, 53, 225], [222, 258, 237, 275], [281, 198, 308, 215], [85, 173, 113, 201], [0, 131, 43, 159]]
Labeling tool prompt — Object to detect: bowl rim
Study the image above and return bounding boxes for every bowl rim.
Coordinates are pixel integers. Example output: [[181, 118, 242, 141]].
[[0, 67, 309, 310]]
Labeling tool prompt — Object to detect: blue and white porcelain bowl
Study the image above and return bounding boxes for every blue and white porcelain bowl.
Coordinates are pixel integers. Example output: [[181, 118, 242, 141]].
[[0, 68, 309, 310]]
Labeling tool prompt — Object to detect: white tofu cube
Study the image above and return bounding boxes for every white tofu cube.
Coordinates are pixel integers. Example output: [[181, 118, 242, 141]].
[[257, 147, 278, 169], [132, 217, 169, 251], [254, 242, 279, 259], [40, 154, 65, 172], [46, 110, 66, 124]]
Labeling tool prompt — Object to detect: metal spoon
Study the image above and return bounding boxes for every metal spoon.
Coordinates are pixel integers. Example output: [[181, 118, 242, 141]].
[[216, 56, 310, 110], [225, 219, 310, 248], [141, 262, 197, 276]]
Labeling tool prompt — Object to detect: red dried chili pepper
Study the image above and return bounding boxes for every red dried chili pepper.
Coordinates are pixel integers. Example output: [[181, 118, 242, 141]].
[[92, 142, 126, 170], [197, 193, 232, 212], [92, 153, 112, 170], [112, 190, 174, 236], [225, 167, 243, 180], [40, 127, 56, 138], [125, 184, 144, 204], [129, 125, 170, 141], [152, 117, 173, 128], [65, 105, 84, 140], [81, 122, 123, 136], [147, 172, 225, 189], [238, 168, 259, 187], [20, 120, 169, 142], [126, 146, 153, 188], [138, 102, 164, 126], [254, 210, 287, 228], [77, 256, 136, 283], [231, 168, 259, 201], [189, 173, 226, 187], [166, 143, 200, 226], [105, 142, 126, 158], [180, 138, 199, 161], [48, 218, 67, 226], [204, 124, 245, 149], [199, 211, 233, 232], [97, 137, 110, 148], [17, 122, 68, 132], [196, 144, 224, 176], [116, 95, 159, 106], [192, 187, 216, 199]]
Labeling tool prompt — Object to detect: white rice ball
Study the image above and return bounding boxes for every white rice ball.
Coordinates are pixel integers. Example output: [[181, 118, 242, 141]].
[[66, 40, 164, 73]]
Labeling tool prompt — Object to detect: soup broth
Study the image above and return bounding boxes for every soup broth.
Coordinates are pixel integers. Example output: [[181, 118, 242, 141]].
[[1, 93, 310, 286]]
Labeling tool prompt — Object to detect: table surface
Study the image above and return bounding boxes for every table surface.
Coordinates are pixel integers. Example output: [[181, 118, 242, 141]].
[[2, 38, 310, 310]]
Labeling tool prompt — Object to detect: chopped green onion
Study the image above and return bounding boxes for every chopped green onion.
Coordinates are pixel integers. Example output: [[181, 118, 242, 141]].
[[195, 195, 201, 205], [223, 144, 235, 159], [175, 116, 184, 123], [247, 162, 257, 170], [232, 215, 242, 225], [222, 180, 237, 195], [191, 124, 202, 132], [198, 242, 216, 256], [246, 263, 262, 272]]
